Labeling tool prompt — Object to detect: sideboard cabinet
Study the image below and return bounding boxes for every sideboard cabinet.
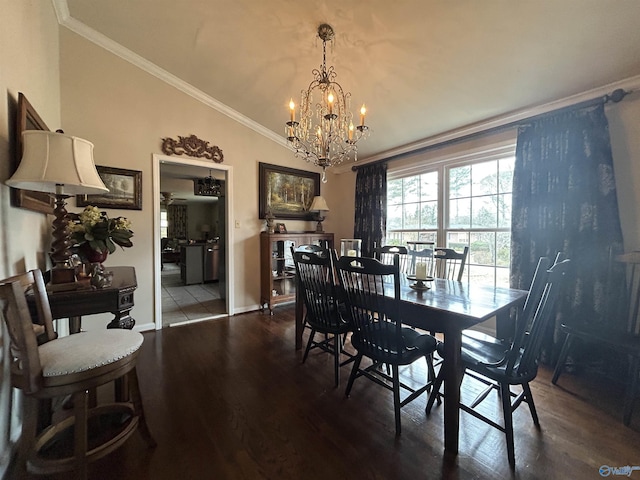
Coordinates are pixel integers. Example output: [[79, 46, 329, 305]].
[[260, 231, 334, 314]]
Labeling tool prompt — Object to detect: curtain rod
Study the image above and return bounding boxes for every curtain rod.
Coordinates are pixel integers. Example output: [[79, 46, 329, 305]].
[[351, 88, 630, 171]]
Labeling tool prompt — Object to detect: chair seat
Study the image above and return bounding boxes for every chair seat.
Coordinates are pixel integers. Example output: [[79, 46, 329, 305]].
[[353, 324, 437, 365], [559, 323, 640, 355], [460, 331, 510, 364], [39, 330, 143, 388]]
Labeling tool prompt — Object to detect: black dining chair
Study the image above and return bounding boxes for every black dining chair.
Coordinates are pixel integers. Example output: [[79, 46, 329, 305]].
[[552, 251, 640, 426], [334, 252, 438, 435], [292, 248, 353, 386], [434, 247, 469, 281], [426, 257, 570, 467], [374, 244, 410, 275]]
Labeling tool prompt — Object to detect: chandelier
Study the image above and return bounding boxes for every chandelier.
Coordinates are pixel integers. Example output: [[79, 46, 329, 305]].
[[194, 170, 222, 197], [286, 24, 370, 182]]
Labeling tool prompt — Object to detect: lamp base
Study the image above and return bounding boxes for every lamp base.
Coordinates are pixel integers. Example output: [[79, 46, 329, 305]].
[[50, 265, 76, 285], [315, 220, 324, 233]]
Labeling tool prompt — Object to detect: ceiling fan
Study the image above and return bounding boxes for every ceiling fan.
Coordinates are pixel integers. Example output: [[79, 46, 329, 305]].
[[161, 192, 186, 206]]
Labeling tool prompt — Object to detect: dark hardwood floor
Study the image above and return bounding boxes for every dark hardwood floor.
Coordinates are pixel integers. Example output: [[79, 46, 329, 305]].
[[27, 305, 640, 479]]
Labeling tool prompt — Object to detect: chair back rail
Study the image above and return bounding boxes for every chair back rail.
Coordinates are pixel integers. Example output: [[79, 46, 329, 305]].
[[512, 259, 571, 378], [0, 277, 44, 394], [434, 247, 469, 281], [374, 244, 410, 275], [291, 249, 344, 332], [618, 251, 640, 334], [334, 254, 404, 358]]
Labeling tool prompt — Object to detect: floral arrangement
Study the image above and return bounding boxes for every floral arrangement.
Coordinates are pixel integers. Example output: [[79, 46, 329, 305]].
[[69, 206, 134, 254]]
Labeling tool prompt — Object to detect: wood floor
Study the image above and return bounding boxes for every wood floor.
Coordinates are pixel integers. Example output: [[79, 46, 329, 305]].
[[26, 304, 640, 480]]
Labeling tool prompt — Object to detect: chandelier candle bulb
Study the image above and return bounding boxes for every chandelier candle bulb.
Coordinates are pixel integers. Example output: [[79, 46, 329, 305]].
[[349, 122, 354, 141], [289, 99, 295, 122], [360, 104, 367, 127], [328, 92, 334, 115]]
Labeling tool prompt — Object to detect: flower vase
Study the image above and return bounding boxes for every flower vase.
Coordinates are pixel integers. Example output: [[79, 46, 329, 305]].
[[80, 244, 109, 264]]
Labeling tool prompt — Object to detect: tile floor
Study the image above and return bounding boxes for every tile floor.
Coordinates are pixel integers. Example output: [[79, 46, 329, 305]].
[[161, 263, 226, 327]]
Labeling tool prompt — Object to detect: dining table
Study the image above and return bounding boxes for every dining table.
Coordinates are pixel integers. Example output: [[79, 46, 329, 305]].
[[294, 275, 528, 455]]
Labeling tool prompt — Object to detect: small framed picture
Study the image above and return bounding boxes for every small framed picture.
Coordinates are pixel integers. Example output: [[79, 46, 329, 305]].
[[76, 166, 142, 210], [275, 223, 287, 233]]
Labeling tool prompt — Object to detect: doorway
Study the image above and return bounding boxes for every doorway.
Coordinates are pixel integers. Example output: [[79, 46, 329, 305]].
[[152, 154, 234, 330]]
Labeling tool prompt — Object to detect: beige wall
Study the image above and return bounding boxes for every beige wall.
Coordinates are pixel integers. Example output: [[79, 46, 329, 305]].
[[0, 0, 60, 279], [608, 91, 640, 250], [0, 0, 61, 469], [59, 27, 324, 328]]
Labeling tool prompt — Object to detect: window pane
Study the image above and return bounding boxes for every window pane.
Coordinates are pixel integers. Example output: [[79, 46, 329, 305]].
[[497, 193, 512, 228], [496, 267, 510, 288], [403, 177, 419, 203], [472, 195, 498, 228], [470, 232, 496, 265], [496, 232, 511, 267], [403, 203, 420, 229], [447, 231, 469, 251], [472, 161, 497, 196], [449, 166, 471, 198], [387, 204, 402, 230], [467, 265, 495, 286], [417, 231, 438, 243], [449, 198, 471, 228], [388, 179, 403, 205], [499, 157, 515, 193], [420, 171, 438, 201], [420, 201, 438, 229]]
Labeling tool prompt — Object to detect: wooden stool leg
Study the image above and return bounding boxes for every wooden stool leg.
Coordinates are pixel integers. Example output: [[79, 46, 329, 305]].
[[72, 390, 88, 480], [16, 395, 39, 478], [127, 368, 157, 448]]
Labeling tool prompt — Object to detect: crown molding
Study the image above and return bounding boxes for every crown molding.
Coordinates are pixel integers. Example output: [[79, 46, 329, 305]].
[[333, 74, 640, 174], [52, 0, 287, 148]]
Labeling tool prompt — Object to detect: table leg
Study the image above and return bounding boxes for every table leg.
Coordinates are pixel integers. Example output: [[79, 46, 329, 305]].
[[495, 307, 515, 342], [442, 327, 463, 454], [106, 308, 135, 329], [69, 316, 82, 334]]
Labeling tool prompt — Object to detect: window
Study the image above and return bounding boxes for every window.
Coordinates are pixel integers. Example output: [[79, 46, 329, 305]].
[[160, 210, 168, 239], [386, 142, 515, 287]]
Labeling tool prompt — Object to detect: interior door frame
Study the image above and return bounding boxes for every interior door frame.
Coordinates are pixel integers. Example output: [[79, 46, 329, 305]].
[[152, 154, 235, 329]]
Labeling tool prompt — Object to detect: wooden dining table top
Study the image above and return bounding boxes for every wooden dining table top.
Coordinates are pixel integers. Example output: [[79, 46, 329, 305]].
[[397, 278, 528, 332]]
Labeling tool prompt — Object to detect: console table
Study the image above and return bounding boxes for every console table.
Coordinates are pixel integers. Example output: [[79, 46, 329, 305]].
[[46, 266, 137, 333]]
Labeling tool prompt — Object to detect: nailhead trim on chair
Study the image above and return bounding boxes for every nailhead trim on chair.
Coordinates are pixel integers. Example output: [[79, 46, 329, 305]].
[[38, 330, 143, 376]]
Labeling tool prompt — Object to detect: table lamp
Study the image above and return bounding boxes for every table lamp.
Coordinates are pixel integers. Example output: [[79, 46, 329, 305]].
[[6, 130, 109, 285], [309, 195, 329, 233]]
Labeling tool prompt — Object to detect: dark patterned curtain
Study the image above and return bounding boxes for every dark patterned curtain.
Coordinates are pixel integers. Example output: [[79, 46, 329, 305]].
[[510, 103, 625, 363], [354, 163, 387, 257], [167, 205, 188, 239]]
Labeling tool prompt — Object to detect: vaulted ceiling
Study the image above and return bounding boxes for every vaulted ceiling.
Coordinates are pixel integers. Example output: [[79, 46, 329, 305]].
[[63, 0, 640, 163]]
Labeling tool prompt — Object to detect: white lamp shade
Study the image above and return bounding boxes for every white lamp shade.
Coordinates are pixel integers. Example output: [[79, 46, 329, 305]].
[[6, 130, 108, 194], [309, 195, 329, 212]]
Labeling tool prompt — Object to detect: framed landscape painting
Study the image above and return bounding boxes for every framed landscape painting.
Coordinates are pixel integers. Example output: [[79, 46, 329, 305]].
[[76, 166, 142, 210], [12, 92, 55, 214], [259, 162, 320, 220]]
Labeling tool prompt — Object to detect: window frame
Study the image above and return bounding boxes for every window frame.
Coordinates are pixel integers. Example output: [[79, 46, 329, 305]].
[[386, 139, 516, 287]]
